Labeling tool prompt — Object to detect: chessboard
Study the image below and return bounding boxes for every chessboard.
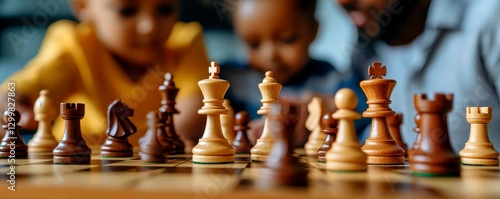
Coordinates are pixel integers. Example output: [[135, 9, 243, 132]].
[[1, 148, 499, 199]]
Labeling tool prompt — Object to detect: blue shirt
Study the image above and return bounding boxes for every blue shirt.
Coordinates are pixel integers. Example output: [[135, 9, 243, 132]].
[[351, 0, 500, 151]]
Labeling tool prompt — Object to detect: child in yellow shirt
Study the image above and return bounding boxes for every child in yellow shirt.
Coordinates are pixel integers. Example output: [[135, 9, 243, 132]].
[[0, 0, 208, 148]]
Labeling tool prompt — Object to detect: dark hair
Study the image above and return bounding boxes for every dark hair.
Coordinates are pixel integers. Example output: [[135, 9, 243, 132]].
[[228, 0, 317, 21], [300, 0, 317, 21]]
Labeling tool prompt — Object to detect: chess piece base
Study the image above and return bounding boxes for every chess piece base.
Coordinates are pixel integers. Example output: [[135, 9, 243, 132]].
[[192, 155, 234, 164], [367, 156, 405, 165], [251, 154, 269, 162], [304, 139, 324, 156], [362, 139, 405, 165], [461, 157, 499, 166], [53, 155, 91, 164], [27, 139, 58, 153], [192, 138, 235, 164], [139, 152, 166, 163], [410, 155, 461, 177], [250, 139, 273, 161], [317, 155, 326, 163], [28, 145, 57, 153], [100, 137, 134, 157], [326, 146, 367, 171], [101, 150, 133, 157]]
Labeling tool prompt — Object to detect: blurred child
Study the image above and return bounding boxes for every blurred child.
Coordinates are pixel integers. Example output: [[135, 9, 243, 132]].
[[0, 0, 208, 148], [222, 0, 367, 145]]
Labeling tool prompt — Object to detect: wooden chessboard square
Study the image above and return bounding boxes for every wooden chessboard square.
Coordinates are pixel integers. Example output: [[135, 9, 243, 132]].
[[105, 159, 184, 167], [14, 171, 150, 189], [161, 167, 244, 175], [79, 165, 167, 172], [177, 161, 249, 169], [134, 171, 242, 193]]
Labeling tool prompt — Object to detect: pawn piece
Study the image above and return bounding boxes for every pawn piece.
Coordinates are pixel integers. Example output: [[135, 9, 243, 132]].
[[317, 112, 338, 163], [53, 103, 92, 164], [232, 111, 253, 153], [221, 99, 235, 145], [192, 61, 235, 163], [326, 88, 367, 171], [159, 73, 185, 154], [459, 107, 499, 166], [410, 93, 460, 176], [28, 90, 58, 152], [387, 113, 408, 157], [251, 71, 282, 161], [0, 110, 28, 158], [360, 62, 405, 164], [139, 111, 166, 163], [260, 103, 308, 186], [304, 97, 326, 156], [101, 99, 137, 157]]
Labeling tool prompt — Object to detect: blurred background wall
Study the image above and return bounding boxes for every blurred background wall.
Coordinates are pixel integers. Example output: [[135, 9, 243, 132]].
[[0, 0, 356, 82]]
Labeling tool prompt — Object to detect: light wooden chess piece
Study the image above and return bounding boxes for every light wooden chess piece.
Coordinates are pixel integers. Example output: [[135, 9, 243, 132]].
[[360, 62, 405, 165], [251, 71, 282, 161], [304, 97, 326, 156], [459, 107, 499, 166], [221, 99, 235, 145], [192, 61, 235, 163], [326, 88, 367, 171], [28, 90, 58, 152]]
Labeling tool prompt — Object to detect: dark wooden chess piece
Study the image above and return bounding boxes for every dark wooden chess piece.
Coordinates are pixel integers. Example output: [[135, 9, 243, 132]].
[[387, 113, 408, 157], [317, 112, 338, 163], [101, 99, 137, 157], [0, 110, 28, 158], [53, 103, 92, 164], [139, 111, 166, 163], [260, 103, 308, 186], [360, 62, 405, 165], [409, 93, 460, 177], [159, 73, 185, 154], [156, 111, 175, 155], [232, 111, 253, 153]]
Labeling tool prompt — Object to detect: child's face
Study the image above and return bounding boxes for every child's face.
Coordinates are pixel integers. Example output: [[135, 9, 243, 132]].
[[81, 0, 178, 67], [234, 0, 317, 84]]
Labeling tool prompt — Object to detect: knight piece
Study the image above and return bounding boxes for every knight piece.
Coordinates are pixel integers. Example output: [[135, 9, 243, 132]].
[[359, 62, 405, 165], [410, 93, 460, 176], [101, 99, 137, 157]]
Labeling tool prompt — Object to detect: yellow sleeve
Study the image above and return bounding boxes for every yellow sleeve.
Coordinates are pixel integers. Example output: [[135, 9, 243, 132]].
[[1, 20, 80, 106], [167, 22, 210, 99]]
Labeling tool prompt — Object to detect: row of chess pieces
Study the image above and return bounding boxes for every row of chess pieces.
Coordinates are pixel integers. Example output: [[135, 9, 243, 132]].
[[0, 62, 499, 179]]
